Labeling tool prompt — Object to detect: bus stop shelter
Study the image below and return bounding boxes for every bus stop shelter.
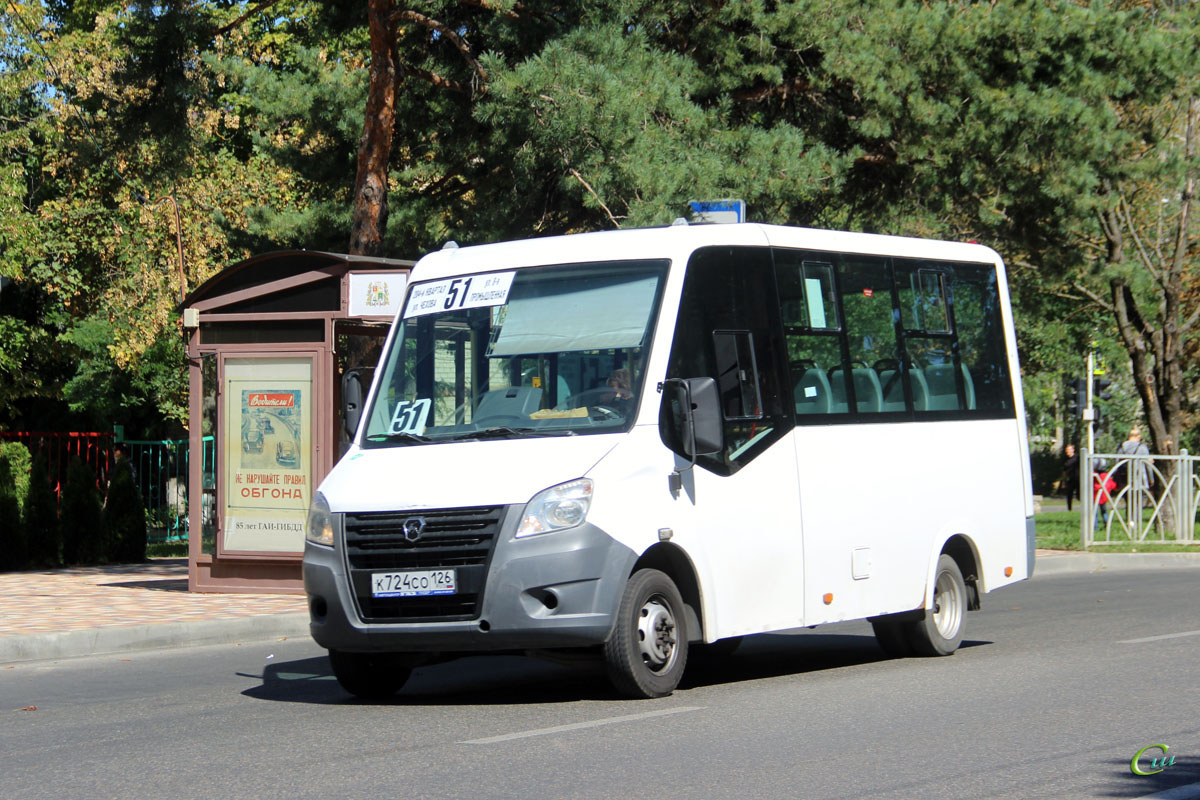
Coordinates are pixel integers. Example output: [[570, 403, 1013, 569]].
[[182, 250, 413, 593]]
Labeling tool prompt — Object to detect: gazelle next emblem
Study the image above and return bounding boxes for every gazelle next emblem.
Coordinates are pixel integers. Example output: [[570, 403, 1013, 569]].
[[401, 517, 426, 543]]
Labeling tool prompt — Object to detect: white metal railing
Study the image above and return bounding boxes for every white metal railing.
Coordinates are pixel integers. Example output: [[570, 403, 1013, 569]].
[[1081, 449, 1198, 546]]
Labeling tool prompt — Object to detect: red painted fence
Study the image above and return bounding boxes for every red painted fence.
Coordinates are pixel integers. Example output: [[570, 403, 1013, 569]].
[[0, 431, 115, 501]]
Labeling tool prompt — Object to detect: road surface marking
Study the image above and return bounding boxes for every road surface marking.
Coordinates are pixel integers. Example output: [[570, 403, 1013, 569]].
[[460, 706, 704, 745], [1118, 629, 1200, 644]]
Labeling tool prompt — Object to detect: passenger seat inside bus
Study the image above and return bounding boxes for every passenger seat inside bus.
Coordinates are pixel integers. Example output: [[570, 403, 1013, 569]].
[[877, 365, 930, 412], [923, 363, 976, 411], [793, 366, 831, 415], [828, 367, 883, 414]]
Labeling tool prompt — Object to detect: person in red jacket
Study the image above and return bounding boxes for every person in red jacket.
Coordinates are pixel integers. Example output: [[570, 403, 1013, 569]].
[[1093, 465, 1117, 531]]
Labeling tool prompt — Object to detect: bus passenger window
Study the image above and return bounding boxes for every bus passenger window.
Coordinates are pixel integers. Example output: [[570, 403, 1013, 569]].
[[950, 269, 1011, 412], [776, 253, 846, 419], [839, 257, 898, 414]]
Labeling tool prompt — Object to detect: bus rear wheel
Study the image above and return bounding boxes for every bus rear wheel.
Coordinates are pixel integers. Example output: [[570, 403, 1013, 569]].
[[328, 650, 413, 699], [604, 569, 689, 699], [908, 554, 967, 656]]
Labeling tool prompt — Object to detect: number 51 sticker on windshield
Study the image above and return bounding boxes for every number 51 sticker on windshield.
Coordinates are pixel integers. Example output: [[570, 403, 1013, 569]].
[[391, 398, 431, 434], [404, 271, 516, 318]]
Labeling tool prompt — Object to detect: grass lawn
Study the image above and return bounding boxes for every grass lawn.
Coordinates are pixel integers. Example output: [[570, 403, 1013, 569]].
[[1035, 509, 1200, 552], [146, 541, 189, 558]]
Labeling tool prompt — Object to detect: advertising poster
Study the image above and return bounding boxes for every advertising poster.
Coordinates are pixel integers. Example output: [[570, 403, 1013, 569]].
[[222, 358, 312, 554]]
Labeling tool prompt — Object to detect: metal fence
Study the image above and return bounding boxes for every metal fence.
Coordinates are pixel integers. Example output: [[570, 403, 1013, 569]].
[[1082, 449, 1200, 546], [0, 431, 215, 545], [123, 436, 216, 543], [0, 431, 114, 501]]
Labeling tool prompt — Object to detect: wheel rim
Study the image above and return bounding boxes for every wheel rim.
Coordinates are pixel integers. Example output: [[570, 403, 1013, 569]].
[[637, 594, 678, 674], [931, 570, 963, 639]]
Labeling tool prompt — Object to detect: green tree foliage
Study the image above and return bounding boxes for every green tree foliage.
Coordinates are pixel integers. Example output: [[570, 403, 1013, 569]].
[[0, 454, 27, 571], [0, 0, 1196, 459], [0, 440, 32, 513], [102, 457, 146, 563], [0, 1, 336, 431], [60, 456, 103, 564], [23, 451, 60, 567]]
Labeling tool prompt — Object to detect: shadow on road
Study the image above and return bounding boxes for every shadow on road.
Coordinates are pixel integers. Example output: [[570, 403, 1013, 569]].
[[240, 629, 993, 706], [1094, 755, 1200, 798], [681, 632, 990, 691]]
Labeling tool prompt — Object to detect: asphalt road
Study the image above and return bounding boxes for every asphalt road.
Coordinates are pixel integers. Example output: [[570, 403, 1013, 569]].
[[3, 568, 1199, 800]]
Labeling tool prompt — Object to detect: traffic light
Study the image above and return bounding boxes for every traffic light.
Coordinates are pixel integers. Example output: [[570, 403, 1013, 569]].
[[1093, 377, 1113, 402], [1066, 378, 1086, 417]]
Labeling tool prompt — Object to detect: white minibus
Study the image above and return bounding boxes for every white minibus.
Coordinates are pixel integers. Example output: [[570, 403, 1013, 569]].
[[304, 222, 1035, 699]]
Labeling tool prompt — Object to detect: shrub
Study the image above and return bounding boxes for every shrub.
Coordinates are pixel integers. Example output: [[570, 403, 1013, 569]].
[[103, 458, 147, 564], [61, 457, 104, 565], [23, 452, 60, 567], [0, 456, 26, 571], [0, 441, 31, 514]]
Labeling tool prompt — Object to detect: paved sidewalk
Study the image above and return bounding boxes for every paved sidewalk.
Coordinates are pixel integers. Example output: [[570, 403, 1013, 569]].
[[3, 550, 1199, 665], [0, 559, 308, 664]]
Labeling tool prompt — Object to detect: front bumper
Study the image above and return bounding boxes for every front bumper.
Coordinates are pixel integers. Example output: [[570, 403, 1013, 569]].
[[303, 507, 638, 653]]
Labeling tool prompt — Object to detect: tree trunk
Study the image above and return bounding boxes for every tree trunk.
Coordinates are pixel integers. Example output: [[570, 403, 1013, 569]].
[[349, 0, 398, 256]]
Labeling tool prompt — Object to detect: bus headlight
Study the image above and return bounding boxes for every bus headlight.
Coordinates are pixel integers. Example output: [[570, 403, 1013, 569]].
[[306, 491, 338, 547], [516, 479, 593, 537]]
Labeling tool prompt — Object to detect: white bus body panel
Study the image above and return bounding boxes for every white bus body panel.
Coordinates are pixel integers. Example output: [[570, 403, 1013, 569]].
[[794, 418, 1028, 627], [321, 436, 618, 513]]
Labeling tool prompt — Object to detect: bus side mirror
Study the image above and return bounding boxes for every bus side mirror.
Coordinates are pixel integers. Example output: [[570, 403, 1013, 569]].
[[660, 377, 723, 458], [342, 368, 365, 440]]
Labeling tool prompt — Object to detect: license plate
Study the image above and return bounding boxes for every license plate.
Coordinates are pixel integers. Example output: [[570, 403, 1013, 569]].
[[371, 569, 457, 598]]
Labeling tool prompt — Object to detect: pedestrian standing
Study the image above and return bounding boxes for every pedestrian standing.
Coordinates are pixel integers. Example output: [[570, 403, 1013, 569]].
[[1061, 443, 1080, 511], [1114, 426, 1150, 487], [1093, 465, 1117, 531]]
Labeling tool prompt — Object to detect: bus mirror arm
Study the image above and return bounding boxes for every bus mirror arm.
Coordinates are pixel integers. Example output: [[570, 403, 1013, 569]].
[[659, 377, 723, 493], [342, 368, 365, 440]]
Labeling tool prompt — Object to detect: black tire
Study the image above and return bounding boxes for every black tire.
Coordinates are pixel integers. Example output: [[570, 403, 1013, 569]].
[[871, 620, 915, 658], [604, 569, 689, 698], [328, 650, 413, 699], [908, 554, 967, 657]]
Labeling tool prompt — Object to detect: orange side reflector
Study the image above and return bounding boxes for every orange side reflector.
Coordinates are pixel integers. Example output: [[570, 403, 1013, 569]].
[[823, 593, 833, 605], [1004, 566, 1013, 577]]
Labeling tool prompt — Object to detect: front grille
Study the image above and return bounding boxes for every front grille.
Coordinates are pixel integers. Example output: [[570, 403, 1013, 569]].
[[344, 505, 506, 622]]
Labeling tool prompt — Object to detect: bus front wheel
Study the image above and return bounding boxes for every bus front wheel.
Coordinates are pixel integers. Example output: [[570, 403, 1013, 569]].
[[328, 650, 413, 699], [908, 554, 967, 656], [604, 569, 689, 699]]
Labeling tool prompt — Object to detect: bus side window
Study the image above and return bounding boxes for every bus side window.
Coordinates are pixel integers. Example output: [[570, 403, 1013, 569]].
[[776, 255, 847, 418], [665, 246, 789, 475], [895, 263, 963, 412], [713, 330, 763, 420], [839, 256, 899, 415], [950, 268, 1012, 412]]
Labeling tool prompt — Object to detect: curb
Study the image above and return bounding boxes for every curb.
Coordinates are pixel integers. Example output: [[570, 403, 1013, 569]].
[[0, 612, 310, 665], [1034, 551, 1200, 576], [4, 552, 1200, 665]]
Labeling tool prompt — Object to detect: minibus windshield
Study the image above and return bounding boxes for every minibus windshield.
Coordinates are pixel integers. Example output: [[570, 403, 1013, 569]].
[[361, 259, 669, 446]]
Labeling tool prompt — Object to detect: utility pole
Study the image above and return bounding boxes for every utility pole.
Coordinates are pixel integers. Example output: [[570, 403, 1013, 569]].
[[1085, 351, 1097, 454]]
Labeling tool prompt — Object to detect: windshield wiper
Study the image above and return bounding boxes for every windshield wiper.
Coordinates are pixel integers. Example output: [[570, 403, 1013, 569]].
[[447, 426, 539, 441], [365, 432, 431, 444]]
